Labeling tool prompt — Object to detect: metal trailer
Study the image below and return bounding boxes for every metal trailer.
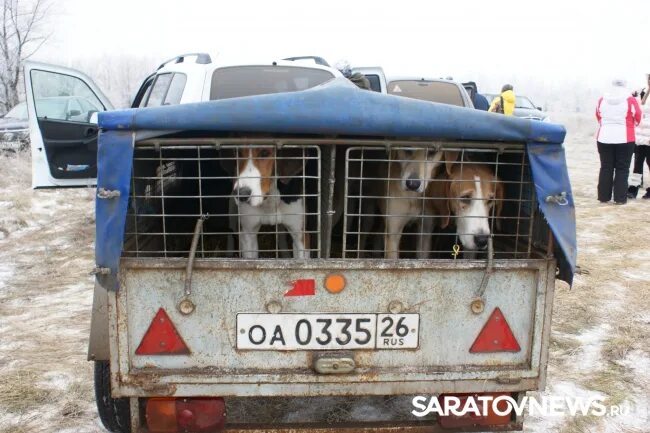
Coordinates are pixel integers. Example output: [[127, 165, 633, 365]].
[[89, 77, 576, 433]]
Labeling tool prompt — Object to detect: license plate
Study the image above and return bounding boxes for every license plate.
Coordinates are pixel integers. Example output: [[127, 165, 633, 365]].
[[236, 313, 419, 350]]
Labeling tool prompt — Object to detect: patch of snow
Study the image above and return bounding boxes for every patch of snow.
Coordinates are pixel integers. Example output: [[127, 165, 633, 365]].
[[574, 324, 610, 372]]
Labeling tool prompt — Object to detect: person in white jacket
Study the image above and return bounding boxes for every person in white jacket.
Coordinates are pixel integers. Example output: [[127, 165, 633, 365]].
[[595, 79, 642, 204], [628, 73, 650, 199]]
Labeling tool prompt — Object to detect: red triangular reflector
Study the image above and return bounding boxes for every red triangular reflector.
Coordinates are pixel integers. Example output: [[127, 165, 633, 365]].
[[470, 308, 521, 353], [284, 279, 315, 297], [135, 308, 190, 355]]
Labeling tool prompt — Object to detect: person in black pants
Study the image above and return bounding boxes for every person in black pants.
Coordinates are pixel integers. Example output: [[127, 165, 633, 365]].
[[595, 79, 642, 204], [597, 141, 636, 203]]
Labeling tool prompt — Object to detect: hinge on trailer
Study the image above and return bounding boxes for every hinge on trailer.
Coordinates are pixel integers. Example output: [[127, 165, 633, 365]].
[[96, 188, 121, 199]]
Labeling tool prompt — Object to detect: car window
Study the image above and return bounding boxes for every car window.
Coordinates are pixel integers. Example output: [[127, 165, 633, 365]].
[[388, 80, 465, 106], [145, 73, 173, 107], [210, 66, 334, 100], [79, 97, 100, 113], [515, 96, 537, 109], [364, 74, 382, 93], [163, 73, 187, 105], [4, 102, 28, 120], [30, 69, 106, 121]]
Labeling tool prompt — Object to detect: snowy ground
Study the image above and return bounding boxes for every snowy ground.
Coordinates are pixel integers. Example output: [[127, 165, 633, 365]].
[[0, 114, 649, 432]]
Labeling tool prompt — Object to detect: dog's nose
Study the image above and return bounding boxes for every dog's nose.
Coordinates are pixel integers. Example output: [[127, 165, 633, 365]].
[[405, 176, 421, 192], [235, 186, 252, 203], [474, 234, 489, 250]]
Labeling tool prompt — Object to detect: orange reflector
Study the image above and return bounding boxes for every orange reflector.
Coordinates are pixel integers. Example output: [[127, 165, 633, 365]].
[[146, 398, 178, 433], [438, 392, 512, 428], [470, 307, 521, 353], [146, 397, 226, 433], [136, 308, 190, 355], [324, 274, 346, 293]]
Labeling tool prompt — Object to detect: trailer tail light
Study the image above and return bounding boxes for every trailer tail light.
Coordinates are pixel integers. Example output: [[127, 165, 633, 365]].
[[136, 308, 190, 355], [470, 307, 521, 353], [438, 392, 512, 428], [146, 397, 226, 432]]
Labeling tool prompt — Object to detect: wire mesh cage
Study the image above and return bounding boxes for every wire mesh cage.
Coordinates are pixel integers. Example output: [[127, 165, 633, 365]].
[[123, 143, 321, 259], [342, 145, 539, 259]]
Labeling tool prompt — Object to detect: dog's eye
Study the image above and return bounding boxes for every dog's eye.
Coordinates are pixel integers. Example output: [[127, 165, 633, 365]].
[[461, 194, 472, 205]]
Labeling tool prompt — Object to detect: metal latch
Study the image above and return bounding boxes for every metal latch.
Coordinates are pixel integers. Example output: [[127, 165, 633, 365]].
[[178, 215, 208, 315], [545, 191, 568, 206], [471, 237, 494, 315], [314, 353, 356, 374], [97, 188, 121, 199], [90, 267, 111, 276]]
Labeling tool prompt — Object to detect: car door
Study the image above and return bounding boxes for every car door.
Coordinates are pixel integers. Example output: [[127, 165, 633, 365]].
[[24, 61, 114, 188]]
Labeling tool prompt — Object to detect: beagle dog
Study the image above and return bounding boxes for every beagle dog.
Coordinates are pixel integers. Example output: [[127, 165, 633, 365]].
[[229, 146, 309, 259], [365, 148, 446, 259], [428, 157, 504, 256]]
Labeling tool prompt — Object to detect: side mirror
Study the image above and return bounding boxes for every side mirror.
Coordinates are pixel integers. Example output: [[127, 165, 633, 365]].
[[68, 109, 82, 118], [536, 106, 543, 111]]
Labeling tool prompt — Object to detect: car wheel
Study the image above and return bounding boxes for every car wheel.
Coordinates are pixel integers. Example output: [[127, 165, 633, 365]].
[[94, 360, 131, 433]]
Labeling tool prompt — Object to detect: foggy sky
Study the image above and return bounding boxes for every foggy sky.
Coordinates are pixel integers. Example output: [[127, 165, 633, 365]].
[[35, 0, 649, 101]]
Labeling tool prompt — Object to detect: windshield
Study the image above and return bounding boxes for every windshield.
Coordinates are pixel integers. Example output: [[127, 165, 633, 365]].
[[516, 96, 537, 109], [388, 80, 465, 106], [210, 66, 334, 100], [4, 102, 28, 120]]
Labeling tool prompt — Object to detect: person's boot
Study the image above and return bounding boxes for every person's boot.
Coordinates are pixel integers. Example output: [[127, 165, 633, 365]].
[[643, 188, 650, 199], [627, 185, 639, 199]]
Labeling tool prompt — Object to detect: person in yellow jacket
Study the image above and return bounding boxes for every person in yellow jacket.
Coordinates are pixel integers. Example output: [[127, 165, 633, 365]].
[[489, 84, 516, 115]]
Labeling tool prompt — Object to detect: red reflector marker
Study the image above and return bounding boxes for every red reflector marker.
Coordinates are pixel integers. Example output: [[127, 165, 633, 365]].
[[136, 308, 190, 355], [470, 308, 521, 353], [284, 279, 315, 297]]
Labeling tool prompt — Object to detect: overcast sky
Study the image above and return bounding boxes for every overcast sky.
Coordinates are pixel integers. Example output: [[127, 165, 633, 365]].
[[36, 0, 649, 96]]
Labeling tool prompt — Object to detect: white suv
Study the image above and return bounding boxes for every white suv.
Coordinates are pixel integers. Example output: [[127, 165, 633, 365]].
[[24, 53, 343, 188]]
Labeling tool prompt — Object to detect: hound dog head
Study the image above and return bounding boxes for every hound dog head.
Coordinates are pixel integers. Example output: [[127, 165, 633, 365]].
[[229, 147, 304, 207], [393, 147, 445, 193], [430, 155, 504, 251]]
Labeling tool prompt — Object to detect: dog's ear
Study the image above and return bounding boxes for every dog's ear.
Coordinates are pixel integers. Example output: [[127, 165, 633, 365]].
[[493, 177, 504, 231], [218, 148, 237, 176], [277, 148, 305, 184], [443, 151, 459, 176]]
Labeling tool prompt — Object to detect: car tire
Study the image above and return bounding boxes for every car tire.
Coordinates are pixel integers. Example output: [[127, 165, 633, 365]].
[[94, 360, 131, 433]]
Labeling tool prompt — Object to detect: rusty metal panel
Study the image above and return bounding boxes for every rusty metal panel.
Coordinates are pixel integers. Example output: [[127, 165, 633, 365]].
[[110, 258, 553, 397]]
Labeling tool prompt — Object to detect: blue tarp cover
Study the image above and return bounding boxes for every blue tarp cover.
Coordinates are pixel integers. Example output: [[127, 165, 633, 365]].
[[95, 78, 576, 290]]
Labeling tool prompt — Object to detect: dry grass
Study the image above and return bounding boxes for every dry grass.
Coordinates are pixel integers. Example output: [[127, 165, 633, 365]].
[[0, 370, 54, 413]]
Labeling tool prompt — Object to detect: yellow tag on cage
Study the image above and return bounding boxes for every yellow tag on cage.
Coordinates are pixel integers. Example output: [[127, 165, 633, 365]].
[[451, 244, 461, 259]]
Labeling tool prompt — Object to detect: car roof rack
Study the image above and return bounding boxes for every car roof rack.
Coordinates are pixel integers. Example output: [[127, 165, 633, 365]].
[[282, 56, 330, 67], [157, 53, 212, 70]]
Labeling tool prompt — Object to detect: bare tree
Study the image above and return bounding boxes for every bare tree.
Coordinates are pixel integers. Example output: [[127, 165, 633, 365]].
[[0, 0, 50, 113]]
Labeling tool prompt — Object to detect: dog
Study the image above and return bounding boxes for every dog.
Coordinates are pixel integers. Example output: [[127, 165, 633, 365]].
[[361, 148, 448, 259], [227, 146, 310, 259], [428, 156, 504, 257]]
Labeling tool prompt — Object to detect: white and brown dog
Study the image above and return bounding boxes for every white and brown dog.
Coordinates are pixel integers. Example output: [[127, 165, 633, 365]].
[[366, 148, 447, 259], [428, 157, 504, 256], [229, 147, 309, 259]]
